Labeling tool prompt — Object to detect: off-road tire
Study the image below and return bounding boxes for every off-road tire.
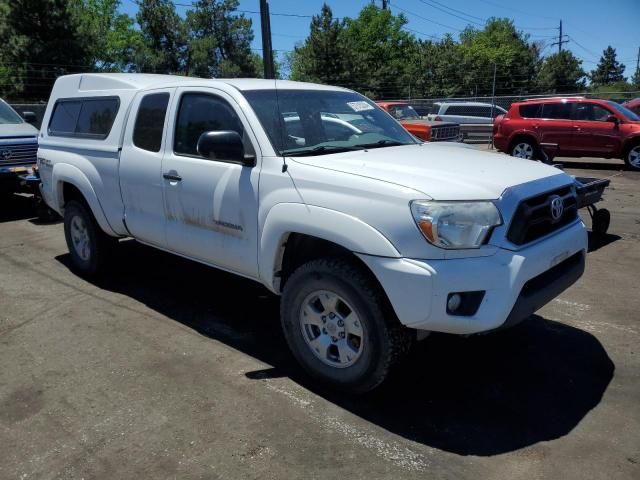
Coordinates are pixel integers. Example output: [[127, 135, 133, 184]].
[[63, 200, 117, 276], [280, 257, 413, 393]]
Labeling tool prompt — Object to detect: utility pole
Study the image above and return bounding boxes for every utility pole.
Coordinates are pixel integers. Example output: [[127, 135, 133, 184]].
[[559, 20, 562, 54], [382, 0, 389, 10], [260, 0, 275, 79], [490, 63, 497, 149], [551, 20, 569, 54], [636, 46, 640, 78]]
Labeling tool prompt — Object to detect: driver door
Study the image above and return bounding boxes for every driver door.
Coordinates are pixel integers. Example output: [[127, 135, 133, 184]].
[[161, 87, 261, 278]]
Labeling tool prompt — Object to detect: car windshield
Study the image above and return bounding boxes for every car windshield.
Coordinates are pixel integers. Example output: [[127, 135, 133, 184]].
[[0, 101, 24, 125], [386, 104, 420, 120], [608, 101, 640, 121], [241, 89, 417, 156]]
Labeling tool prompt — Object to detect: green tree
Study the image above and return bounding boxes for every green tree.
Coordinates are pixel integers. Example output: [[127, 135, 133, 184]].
[[631, 68, 640, 89], [458, 18, 539, 96], [537, 50, 586, 93], [136, 0, 187, 73], [186, 0, 258, 78], [590, 46, 626, 85], [339, 4, 417, 98], [288, 4, 346, 84], [75, 0, 142, 72], [0, 0, 91, 100]]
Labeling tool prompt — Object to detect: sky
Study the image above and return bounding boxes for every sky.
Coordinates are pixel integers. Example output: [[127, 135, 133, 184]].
[[120, 0, 640, 77]]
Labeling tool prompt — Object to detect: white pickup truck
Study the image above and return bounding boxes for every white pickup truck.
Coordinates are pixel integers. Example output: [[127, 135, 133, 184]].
[[38, 74, 587, 392]]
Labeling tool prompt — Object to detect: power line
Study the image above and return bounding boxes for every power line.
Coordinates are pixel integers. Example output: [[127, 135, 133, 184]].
[[417, 0, 484, 27], [392, 3, 463, 32]]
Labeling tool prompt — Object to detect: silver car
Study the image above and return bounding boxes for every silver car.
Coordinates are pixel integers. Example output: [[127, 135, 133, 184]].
[[427, 102, 507, 124]]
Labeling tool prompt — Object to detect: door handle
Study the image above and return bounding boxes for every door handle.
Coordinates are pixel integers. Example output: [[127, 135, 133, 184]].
[[163, 172, 182, 182]]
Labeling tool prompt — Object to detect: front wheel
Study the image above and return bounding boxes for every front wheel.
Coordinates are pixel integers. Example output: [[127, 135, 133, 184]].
[[511, 139, 539, 160], [624, 144, 640, 171], [63, 200, 117, 276], [280, 258, 412, 393]]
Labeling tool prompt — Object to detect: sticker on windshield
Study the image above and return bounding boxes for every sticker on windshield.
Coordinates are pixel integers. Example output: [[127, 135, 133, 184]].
[[347, 101, 375, 112]]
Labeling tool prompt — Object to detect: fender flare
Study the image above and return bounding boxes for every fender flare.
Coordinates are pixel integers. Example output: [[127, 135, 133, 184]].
[[52, 163, 117, 236], [259, 203, 400, 292]]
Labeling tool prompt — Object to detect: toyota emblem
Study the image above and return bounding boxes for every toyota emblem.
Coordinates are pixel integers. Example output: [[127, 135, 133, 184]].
[[550, 196, 564, 221], [0, 149, 11, 161]]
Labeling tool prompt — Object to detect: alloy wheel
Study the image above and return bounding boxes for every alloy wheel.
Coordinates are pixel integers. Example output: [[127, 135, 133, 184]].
[[299, 290, 365, 368]]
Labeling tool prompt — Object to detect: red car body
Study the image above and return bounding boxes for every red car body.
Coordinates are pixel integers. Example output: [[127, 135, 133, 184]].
[[494, 97, 640, 169], [376, 101, 460, 142]]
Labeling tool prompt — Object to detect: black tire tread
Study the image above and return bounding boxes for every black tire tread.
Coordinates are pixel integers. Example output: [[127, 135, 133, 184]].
[[63, 200, 117, 276], [281, 257, 412, 393]]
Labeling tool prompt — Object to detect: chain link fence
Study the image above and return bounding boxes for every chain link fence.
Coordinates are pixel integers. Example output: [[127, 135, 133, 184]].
[[391, 91, 640, 115]]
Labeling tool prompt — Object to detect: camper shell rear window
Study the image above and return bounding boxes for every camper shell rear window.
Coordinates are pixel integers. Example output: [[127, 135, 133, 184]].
[[48, 97, 120, 139]]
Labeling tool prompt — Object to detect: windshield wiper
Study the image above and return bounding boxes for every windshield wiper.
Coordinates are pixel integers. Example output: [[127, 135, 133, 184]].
[[355, 139, 408, 149], [283, 145, 363, 157]]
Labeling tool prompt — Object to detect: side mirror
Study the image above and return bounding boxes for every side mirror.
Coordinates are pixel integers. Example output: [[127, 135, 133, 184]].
[[606, 114, 620, 125], [22, 111, 37, 124], [196, 131, 255, 166]]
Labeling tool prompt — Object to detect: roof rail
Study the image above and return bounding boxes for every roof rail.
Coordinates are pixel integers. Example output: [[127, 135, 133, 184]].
[[522, 96, 586, 102]]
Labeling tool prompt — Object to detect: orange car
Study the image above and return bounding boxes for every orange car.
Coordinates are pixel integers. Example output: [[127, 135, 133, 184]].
[[377, 101, 461, 142]]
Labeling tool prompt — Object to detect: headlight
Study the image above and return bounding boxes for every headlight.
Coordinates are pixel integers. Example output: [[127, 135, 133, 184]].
[[410, 201, 502, 249]]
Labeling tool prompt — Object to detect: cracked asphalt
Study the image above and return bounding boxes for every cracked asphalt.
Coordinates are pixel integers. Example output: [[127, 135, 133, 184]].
[[0, 155, 638, 479]]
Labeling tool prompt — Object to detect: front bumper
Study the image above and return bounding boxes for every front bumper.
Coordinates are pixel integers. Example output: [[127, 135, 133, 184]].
[[0, 164, 37, 193], [358, 219, 587, 334]]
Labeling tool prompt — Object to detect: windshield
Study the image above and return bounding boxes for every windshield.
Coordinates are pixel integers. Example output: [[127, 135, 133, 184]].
[[0, 101, 24, 125], [241, 89, 417, 156], [608, 101, 640, 121], [386, 104, 420, 120]]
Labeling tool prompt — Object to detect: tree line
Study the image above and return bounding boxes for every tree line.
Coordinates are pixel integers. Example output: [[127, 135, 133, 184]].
[[0, 0, 262, 100], [288, 4, 639, 100], [0, 0, 637, 101]]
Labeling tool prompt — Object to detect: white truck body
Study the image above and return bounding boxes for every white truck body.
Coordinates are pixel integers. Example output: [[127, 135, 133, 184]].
[[37, 74, 587, 390]]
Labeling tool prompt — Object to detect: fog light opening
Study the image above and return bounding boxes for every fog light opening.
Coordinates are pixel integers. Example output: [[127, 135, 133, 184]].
[[447, 293, 462, 313], [446, 291, 486, 316]]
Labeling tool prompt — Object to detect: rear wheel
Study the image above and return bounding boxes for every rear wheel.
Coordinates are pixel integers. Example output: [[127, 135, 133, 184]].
[[511, 139, 539, 160], [280, 258, 412, 393], [624, 144, 640, 171], [63, 200, 117, 276]]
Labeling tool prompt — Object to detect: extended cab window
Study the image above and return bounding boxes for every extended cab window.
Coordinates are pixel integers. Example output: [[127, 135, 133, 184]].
[[133, 93, 170, 152], [174, 93, 251, 158], [49, 97, 119, 138]]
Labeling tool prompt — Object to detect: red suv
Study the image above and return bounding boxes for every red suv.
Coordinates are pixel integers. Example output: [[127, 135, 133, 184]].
[[494, 97, 640, 170]]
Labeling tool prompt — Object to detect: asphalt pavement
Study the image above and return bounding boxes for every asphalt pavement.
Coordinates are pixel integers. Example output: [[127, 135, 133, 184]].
[[0, 155, 638, 479]]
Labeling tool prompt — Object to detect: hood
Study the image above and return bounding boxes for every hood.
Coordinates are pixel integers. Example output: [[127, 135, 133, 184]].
[[0, 122, 39, 138], [291, 142, 569, 200]]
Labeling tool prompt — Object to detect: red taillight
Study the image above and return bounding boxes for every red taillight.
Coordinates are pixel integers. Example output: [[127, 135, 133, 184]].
[[434, 115, 442, 121]]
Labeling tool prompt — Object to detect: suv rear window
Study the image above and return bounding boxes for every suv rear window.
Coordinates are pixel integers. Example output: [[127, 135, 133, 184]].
[[444, 105, 500, 117], [519, 104, 542, 118], [541, 103, 572, 120], [49, 97, 119, 139]]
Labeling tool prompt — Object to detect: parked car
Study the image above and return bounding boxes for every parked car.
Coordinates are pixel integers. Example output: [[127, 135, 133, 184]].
[[39, 74, 587, 392], [623, 98, 640, 115], [376, 101, 461, 142], [493, 97, 640, 170], [427, 101, 507, 124], [0, 98, 38, 194]]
